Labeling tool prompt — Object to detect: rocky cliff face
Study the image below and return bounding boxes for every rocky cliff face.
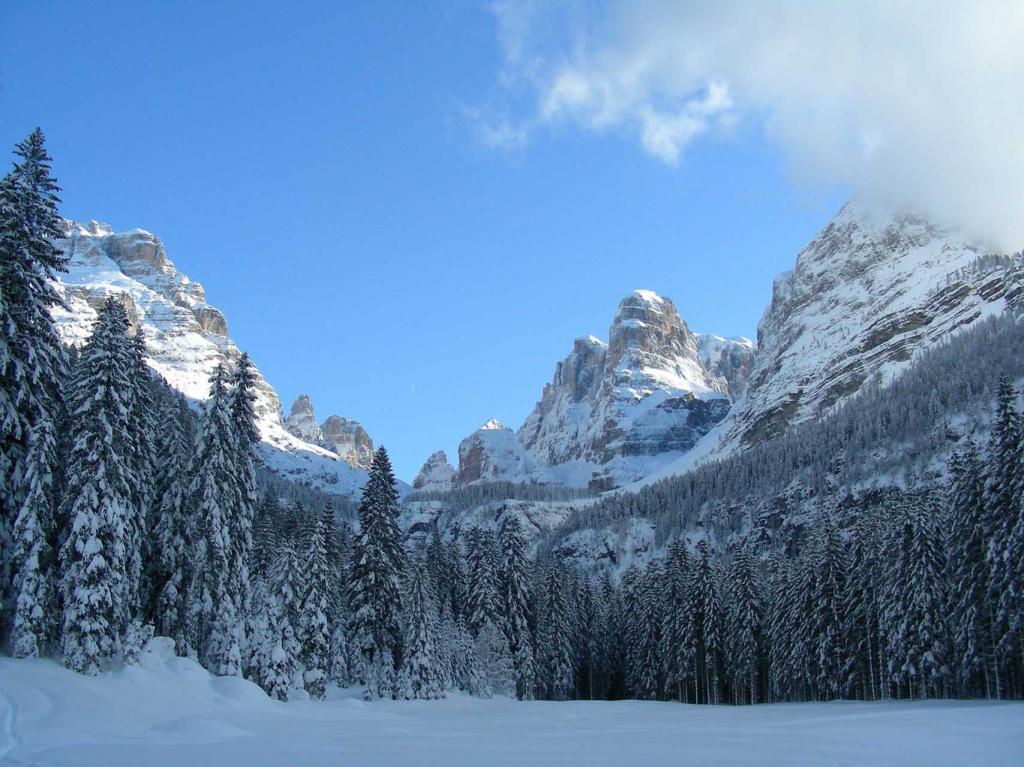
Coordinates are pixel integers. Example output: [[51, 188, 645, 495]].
[[412, 450, 457, 492], [321, 415, 374, 470], [413, 291, 753, 492], [285, 394, 323, 443], [723, 204, 1023, 450], [517, 290, 747, 489], [52, 221, 374, 497], [283, 395, 376, 470], [456, 420, 529, 484]]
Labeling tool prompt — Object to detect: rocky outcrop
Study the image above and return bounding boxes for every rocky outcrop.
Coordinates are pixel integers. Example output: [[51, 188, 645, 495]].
[[285, 394, 323, 443], [283, 394, 375, 470], [696, 334, 756, 400], [412, 450, 457, 492], [321, 416, 374, 470], [52, 221, 375, 498], [457, 420, 529, 485]]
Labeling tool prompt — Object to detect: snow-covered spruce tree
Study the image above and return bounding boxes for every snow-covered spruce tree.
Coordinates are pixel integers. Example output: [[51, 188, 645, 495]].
[[124, 331, 155, 622], [58, 298, 137, 674], [475, 618, 516, 698], [660, 540, 693, 702], [985, 378, 1024, 694], [397, 565, 444, 699], [499, 516, 535, 699], [811, 514, 850, 700], [725, 542, 764, 704], [947, 443, 999, 698], [346, 446, 405, 699], [632, 561, 663, 700], [0, 129, 67, 634], [9, 413, 59, 657], [299, 516, 331, 700], [187, 364, 242, 675], [883, 493, 951, 699], [450, 614, 485, 695], [270, 539, 304, 692], [598, 571, 626, 700], [151, 392, 193, 653], [619, 564, 643, 697], [465, 526, 501, 636], [845, 502, 889, 701], [536, 558, 574, 701], [226, 352, 259, 660], [688, 541, 724, 704]]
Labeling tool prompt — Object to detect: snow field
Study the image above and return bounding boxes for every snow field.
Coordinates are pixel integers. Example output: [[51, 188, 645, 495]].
[[1, 640, 1022, 767]]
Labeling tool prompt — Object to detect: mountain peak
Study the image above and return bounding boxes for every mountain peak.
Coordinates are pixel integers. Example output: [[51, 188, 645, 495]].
[[479, 418, 509, 431]]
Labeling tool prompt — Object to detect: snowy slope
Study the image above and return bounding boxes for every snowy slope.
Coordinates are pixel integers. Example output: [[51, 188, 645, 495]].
[[650, 203, 1024, 481], [51, 221, 373, 498], [2, 647, 1022, 766]]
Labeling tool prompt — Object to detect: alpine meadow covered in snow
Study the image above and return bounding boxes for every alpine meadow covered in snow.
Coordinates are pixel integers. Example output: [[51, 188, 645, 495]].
[[3, 2, 1024, 765]]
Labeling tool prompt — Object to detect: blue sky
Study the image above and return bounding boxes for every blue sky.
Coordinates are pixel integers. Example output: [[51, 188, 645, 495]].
[[0, 1, 853, 481]]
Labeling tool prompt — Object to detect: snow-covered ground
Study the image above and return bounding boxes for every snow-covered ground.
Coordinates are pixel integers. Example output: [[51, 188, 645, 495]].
[[1, 642, 1022, 767]]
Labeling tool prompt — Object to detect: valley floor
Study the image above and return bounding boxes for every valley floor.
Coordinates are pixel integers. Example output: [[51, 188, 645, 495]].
[[1, 645, 1022, 767]]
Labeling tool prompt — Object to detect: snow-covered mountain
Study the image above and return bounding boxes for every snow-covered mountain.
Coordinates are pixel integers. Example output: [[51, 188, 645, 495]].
[[284, 394, 375, 470], [51, 220, 374, 497], [411, 450, 457, 492], [411, 290, 754, 492], [647, 203, 1024, 484]]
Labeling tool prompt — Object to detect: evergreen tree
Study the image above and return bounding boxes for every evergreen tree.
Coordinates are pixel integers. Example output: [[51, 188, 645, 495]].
[[811, 514, 849, 699], [0, 129, 67, 634], [499, 516, 535, 699], [299, 516, 331, 700], [269, 539, 304, 693], [475, 619, 516, 698], [465, 526, 501, 636], [947, 443, 998, 698], [59, 298, 136, 674], [397, 565, 444, 699], [725, 542, 764, 704], [9, 413, 59, 656], [884, 494, 951, 699], [689, 541, 724, 704], [346, 446, 405, 699], [536, 558, 574, 701], [660, 540, 693, 702], [187, 364, 242, 675], [151, 392, 192, 653], [226, 353, 259, 658]]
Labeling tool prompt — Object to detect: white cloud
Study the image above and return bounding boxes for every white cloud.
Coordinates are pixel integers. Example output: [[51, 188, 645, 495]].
[[486, 0, 1024, 250]]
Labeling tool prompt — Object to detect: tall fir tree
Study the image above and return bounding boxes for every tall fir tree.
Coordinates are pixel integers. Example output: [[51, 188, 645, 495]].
[[465, 526, 501, 636], [499, 516, 535, 699], [884, 493, 951, 699], [398, 565, 444, 699], [58, 298, 136, 674], [811, 514, 850, 700], [0, 129, 67, 633], [947, 443, 999, 698], [226, 353, 259, 659], [726, 542, 764, 704], [347, 446, 405, 699], [299, 516, 332, 700], [151, 392, 194, 653], [536, 558, 574, 701], [187, 364, 242, 675], [9, 412, 59, 656]]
